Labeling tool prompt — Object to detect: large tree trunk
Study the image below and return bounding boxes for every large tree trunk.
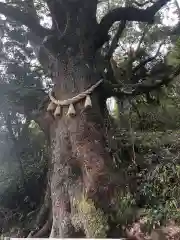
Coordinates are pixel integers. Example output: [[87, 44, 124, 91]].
[[49, 59, 118, 237], [43, 2, 119, 237]]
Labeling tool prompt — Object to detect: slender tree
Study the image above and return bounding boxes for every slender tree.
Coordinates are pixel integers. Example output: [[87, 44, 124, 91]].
[[0, 0, 178, 238]]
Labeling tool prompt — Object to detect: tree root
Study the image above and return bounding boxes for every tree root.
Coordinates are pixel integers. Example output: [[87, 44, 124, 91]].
[[28, 212, 52, 238], [27, 184, 51, 238]]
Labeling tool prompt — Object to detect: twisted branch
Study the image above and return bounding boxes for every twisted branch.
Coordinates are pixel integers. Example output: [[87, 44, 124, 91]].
[[132, 42, 163, 75], [96, 0, 170, 50], [103, 65, 180, 98]]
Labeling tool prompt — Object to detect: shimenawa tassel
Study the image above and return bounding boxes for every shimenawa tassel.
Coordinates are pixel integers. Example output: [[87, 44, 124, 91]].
[[54, 105, 61, 117], [84, 95, 92, 108], [47, 101, 56, 112], [67, 104, 76, 117]]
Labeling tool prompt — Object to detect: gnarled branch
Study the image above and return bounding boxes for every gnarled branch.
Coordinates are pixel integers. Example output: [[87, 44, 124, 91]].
[[106, 21, 126, 60], [104, 21, 126, 84], [96, 0, 170, 49], [103, 65, 180, 98], [132, 42, 163, 76]]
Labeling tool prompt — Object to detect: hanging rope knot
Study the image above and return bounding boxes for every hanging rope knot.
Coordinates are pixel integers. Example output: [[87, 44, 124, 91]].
[[47, 79, 103, 118]]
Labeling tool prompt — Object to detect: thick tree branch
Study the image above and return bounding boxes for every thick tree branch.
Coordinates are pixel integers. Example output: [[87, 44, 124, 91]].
[[106, 21, 126, 60], [103, 65, 180, 98], [135, 26, 148, 55], [0, 2, 51, 38], [132, 42, 163, 75], [96, 0, 170, 49], [103, 21, 126, 84]]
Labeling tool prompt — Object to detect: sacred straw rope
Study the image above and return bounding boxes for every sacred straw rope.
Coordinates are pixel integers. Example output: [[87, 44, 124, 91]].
[[49, 79, 103, 106]]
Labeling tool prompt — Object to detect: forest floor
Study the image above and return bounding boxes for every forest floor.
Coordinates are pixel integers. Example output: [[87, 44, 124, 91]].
[[128, 219, 180, 239]]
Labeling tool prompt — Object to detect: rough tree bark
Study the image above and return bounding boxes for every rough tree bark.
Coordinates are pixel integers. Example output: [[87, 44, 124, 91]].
[[0, 0, 172, 238], [41, 1, 120, 237], [48, 15, 116, 238]]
